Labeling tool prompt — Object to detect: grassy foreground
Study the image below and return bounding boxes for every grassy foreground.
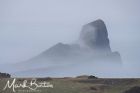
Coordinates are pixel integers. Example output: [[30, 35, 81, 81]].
[[0, 77, 140, 93]]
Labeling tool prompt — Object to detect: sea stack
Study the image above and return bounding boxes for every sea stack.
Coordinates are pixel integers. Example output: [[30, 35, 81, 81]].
[[79, 19, 121, 61], [12, 19, 122, 77], [79, 19, 111, 53]]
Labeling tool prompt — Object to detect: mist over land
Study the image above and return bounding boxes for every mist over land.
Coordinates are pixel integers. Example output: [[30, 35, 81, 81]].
[[0, 0, 140, 77], [0, 19, 128, 78]]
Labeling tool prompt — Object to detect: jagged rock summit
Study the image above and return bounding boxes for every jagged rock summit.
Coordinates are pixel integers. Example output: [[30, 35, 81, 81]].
[[79, 19, 111, 52]]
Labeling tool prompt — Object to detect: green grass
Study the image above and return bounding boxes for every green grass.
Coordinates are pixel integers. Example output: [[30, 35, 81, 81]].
[[0, 78, 140, 93]]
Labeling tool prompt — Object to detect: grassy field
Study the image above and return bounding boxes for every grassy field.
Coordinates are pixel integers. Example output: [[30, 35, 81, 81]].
[[0, 77, 140, 93]]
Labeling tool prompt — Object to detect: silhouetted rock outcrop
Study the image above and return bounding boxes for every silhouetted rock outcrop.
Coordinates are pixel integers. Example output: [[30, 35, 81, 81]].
[[0, 72, 11, 78], [79, 19, 111, 52], [88, 75, 98, 79]]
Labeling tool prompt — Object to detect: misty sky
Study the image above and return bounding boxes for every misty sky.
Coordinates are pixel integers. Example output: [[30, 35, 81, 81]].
[[0, 0, 140, 76]]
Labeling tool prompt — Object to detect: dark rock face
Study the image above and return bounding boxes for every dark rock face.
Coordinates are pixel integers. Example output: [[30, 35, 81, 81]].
[[0, 72, 11, 78], [79, 19, 111, 52], [88, 75, 98, 79]]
